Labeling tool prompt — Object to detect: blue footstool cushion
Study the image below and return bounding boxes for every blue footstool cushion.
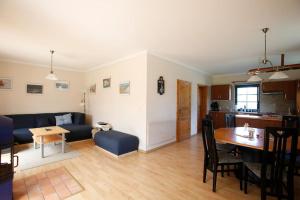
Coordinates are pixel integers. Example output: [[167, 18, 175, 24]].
[[94, 130, 139, 156]]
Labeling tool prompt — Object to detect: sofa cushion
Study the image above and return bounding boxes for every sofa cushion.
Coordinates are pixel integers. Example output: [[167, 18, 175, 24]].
[[94, 130, 139, 155], [13, 128, 33, 144], [36, 117, 49, 127], [62, 113, 72, 124], [59, 124, 92, 142], [55, 115, 65, 126], [73, 113, 85, 125], [6, 114, 36, 129]]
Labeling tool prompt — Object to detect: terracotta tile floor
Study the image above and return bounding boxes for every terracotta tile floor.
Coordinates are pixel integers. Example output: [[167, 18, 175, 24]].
[[13, 167, 83, 200]]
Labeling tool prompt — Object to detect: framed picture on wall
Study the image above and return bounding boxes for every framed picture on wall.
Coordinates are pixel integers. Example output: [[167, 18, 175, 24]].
[[27, 84, 43, 94], [89, 84, 96, 94], [55, 80, 69, 91], [103, 78, 111, 88], [0, 78, 12, 89], [119, 81, 130, 94]]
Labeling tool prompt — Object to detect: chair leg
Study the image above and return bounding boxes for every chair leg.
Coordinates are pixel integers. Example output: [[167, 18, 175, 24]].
[[213, 167, 218, 192], [239, 164, 243, 191], [244, 166, 248, 194], [227, 165, 230, 176], [203, 159, 207, 183], [221, 165, 224, 177]]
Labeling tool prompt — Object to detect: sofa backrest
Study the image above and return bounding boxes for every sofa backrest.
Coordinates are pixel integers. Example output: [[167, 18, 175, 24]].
[[5, 112, 85, 129]]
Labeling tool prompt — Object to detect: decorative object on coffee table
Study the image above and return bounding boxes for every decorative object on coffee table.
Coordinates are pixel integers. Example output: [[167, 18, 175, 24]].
[[29, 126, 70, 158]]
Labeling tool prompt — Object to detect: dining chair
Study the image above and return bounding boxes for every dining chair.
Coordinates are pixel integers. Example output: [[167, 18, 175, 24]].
[[225, 113, 236, 128], [243, 127, 298, 200], [282, 116, 300, 175], [202, 118, 243, 192], [282, 115, 300, 129]]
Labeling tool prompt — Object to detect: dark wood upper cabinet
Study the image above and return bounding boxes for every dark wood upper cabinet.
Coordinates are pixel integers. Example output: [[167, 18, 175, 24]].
[[211, 85, 231, 100], [262, 81, 281, 93], [262, 80, 297, 101]]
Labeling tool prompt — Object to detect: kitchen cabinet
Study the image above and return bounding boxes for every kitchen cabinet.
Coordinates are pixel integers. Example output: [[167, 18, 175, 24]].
[[211, 85, 231, 100], [209, 111, 226, 129], [262, 81, 282, 93], [262, 80, 297, 101], [282, 80, 296, 100]]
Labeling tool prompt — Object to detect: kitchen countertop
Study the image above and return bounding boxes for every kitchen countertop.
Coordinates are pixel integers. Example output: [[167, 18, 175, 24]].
[[235, 114, 282, 121]]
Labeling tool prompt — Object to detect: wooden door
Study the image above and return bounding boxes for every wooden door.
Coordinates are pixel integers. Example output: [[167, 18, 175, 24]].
[[197, 85, 208, 133], [176, 80, 191, 142]]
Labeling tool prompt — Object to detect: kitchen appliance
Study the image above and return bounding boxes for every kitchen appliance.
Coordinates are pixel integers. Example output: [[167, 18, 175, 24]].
[[210, 102, 219, 111]]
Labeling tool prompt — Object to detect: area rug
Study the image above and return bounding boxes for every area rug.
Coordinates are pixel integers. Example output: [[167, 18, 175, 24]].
[[14, 143, 80, 171], [13, 167, 84, 199]]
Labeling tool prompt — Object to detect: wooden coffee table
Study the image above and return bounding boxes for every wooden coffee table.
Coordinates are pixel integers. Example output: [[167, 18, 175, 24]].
[[29, 126, 70, 158]]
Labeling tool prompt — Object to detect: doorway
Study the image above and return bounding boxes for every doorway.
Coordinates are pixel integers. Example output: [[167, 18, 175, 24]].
[[176, 79, 191, 142], [197, 85, 208, 133]]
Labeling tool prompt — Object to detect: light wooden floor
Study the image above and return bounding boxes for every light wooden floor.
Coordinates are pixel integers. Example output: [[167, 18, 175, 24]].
[[14, 135, 300, 200]]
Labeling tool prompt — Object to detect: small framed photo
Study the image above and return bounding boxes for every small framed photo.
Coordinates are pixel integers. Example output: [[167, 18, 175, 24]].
[[119, 81, 130, 95], [103, 78, 111, 88], [89, 84, 96, 94], [27, 84, 43, 94], [0, 78, 12, 89], [55, 80, 69, 91]]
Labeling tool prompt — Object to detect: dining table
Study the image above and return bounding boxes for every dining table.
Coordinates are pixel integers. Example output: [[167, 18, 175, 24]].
[[214, 127, 300, 151]]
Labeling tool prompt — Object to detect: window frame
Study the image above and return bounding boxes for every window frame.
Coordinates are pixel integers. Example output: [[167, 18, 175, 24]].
[[235, 84, 260, 112]]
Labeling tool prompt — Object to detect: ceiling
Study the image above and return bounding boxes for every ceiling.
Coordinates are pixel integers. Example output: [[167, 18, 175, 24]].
[[0, 0, 300, 74]]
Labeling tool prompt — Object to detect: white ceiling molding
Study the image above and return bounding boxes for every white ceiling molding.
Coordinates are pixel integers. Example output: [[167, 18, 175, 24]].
[[87, 50, 148, 72], [0, 58, 84, 72], [148, 51, 211, 75]]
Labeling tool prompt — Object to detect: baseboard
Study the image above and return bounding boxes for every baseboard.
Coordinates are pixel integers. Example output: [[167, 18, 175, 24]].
[[143, 139, 177, 153], [95, 145, 138, 158]]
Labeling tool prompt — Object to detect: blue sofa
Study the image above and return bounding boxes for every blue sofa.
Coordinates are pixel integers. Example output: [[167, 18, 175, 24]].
[[5, 112, 92, 144]]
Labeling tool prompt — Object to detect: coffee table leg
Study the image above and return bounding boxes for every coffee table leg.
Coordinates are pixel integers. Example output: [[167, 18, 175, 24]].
[[62, 133, 65, 153], [40, 136, 44, 158]]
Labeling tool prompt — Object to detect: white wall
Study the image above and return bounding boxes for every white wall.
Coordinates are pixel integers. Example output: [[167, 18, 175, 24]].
[[84, 53, 148, 150], [146, 54, 211, 151], [0, 61, 84, 114]]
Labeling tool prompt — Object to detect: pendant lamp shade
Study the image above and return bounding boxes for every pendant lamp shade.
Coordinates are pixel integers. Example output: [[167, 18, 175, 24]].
[[46, 50, 58, 80], [247, 75, 262, 82], [269, 71, 288, 80], [45, 72, 58, 81]]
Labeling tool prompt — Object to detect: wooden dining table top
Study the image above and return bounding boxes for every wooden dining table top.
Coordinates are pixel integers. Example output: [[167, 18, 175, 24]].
[[214, 127, 300, 151]]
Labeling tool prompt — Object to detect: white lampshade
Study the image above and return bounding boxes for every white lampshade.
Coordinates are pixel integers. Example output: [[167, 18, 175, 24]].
[[45, 72, 58, 81], [247, 75, 262, 82], [269, 71, 288, 80]]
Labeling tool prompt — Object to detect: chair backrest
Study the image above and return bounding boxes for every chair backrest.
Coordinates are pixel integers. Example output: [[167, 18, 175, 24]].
[[282, 115, 299, 129], [225, 113, 236, 128], [202, 119, 218, 166], [261, 127, 298, 196]]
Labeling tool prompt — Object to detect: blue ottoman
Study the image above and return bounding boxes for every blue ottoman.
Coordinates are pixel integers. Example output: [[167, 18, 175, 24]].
[[94, 130, 139, 156]]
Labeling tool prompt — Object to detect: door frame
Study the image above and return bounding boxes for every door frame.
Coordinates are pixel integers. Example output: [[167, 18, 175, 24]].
[[197, 85, 208, 134], [176, 79, 192, 142]]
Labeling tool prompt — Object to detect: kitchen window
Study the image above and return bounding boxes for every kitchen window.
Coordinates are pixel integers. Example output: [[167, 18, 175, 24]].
[[235, 84, 260, 112]]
